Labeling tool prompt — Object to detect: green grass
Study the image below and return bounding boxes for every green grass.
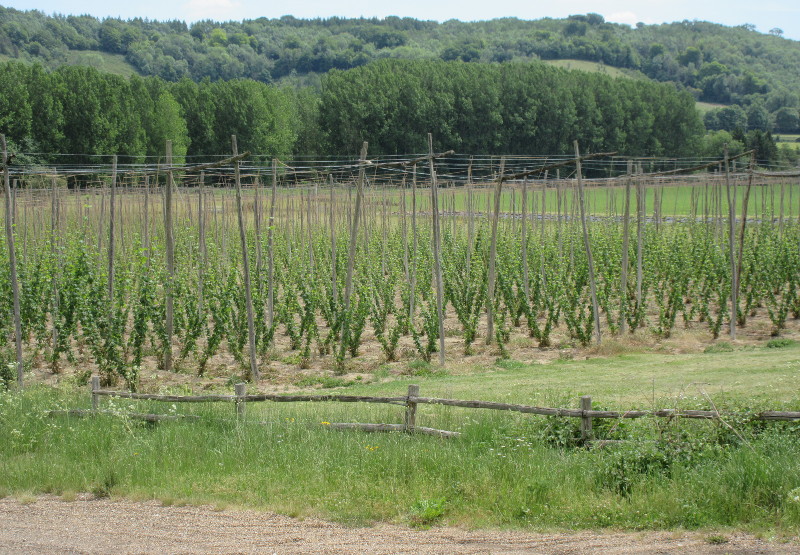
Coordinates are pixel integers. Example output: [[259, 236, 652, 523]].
[[0, 51, 140, 78], [390, 180, 800, 219], [543, 59, 638, 80], [696, 101, 727, 114], [348, 340, 800, 408], [63, 51, 140, 77], [776, 134, 800, 151], [2, 344, 800, 532]]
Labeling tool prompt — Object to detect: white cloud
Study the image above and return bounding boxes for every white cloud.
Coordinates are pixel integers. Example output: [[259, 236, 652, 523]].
[[182, 0, 244, 22], [606, 11, 647, 27]]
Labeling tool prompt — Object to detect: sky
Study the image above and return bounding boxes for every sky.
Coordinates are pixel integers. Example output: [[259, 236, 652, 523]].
[[4, 0, 800, 41]]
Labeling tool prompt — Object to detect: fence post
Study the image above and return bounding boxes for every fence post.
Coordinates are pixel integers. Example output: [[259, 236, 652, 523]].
[[405, 384, 419, 432], [580, 395, 593, 442], [91, 375, 100, 411], [235, 382, 246, 419]]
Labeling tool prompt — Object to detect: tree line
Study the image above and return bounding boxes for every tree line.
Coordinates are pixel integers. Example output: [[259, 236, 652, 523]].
[[0, 59, 711, 164], [318, 60, 703, 157], [1, 8, 799, 132], [0, 61, 297, 165]]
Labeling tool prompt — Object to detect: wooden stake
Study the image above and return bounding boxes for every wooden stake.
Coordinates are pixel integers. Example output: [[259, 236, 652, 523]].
[[410, 164, 418, 327], [428, 134, 446, 366], [405, 384, 420, 431], [580, 395, 593, 441], [574, 141, 602, 344], [267, 161, 277, 328], [620, 161, 632, 334], [164, 141, 175, 372], [723, 145, 736, 340], [330, 175, 338, 303], [1, 135, 23, 387], [340, 142, 368, 365], [486, 157, 505, 344], [521, 175, 529, 299], [635, 164, 644, 328], [107, 155, 117, 306], [232, 135, 260, 381]]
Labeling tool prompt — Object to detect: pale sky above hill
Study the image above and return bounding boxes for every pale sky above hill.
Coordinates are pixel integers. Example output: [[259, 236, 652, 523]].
[[4, 0, 799, 40]]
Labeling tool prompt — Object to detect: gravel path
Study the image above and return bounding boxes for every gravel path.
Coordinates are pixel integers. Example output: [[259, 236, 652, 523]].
[[0, 495, 794, 554]]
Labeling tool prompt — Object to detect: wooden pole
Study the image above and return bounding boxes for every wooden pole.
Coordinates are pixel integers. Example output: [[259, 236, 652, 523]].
[[466, 160, 474, 271], [736, 153, 755, 294], [428, 134, 446, 366], [574, 141, 602, 344], [540, 171, 548, 287], [91, 375, 100, 411], [232, 135, 260, 381], [107, 155, 117, 307], [267, 161, 277, 329], [164, 141, 175, 372], [724, 145, 737, 340], [620, 161, 632, 334], [198, 173, 206, 315], [2, 135, 23, 387], [486, 157, 505, 344], [405, 384, 420, 432], [340, 142, 368, 365], [410, 164, 418, 327], [330, 175, 338, 303], [254, 175, 264, 317], [235, 382, 246, 418], [580, 395, 593, 442], [143, 175, 151, 269], [50, 175, 61, 369], [521, 175, 529, 299], [635, 164, 644, 328]]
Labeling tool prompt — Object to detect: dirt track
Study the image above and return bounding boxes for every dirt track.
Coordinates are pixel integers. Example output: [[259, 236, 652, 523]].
[[0, 495, 795, 554]]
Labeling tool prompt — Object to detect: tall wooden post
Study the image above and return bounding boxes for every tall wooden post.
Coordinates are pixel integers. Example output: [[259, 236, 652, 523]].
[[620, 161, 633, 334], [409, 164, 418, 327], [232, 136, 260, 381], [428, 134, 446, 366], [267, 160, 277, 329], [164, 141, 175, 372], [107, 155, 117, 308], [405, 384, 420, 432], [723, 145, 737, 340], [580, 395, 593, 442], [521, 175, 529, 299], [486, 157, 505, 344], [2, 135, 23, 387], [339, 142, 368, 367], [574, 141, 602, 344]]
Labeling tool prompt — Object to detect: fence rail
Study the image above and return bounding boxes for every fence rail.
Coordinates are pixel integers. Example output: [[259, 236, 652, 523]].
[[87, 376, 800, 441]]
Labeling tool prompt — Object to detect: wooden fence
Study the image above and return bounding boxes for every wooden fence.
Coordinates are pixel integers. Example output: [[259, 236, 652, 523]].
[[64, 376, 800, 442]]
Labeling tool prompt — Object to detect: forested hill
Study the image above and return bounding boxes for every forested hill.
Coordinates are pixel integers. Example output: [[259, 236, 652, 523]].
[[1, 7, 799, 118]]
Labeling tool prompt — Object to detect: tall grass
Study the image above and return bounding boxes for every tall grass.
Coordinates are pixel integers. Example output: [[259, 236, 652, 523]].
[[2, 385, 799, 532]]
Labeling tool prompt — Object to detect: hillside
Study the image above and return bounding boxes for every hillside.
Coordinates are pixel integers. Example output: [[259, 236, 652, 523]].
[[0, 8, 798, 118]]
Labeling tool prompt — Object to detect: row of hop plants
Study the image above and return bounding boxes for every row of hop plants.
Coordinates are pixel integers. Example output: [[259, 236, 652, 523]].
[[1, 198, 799, 388]]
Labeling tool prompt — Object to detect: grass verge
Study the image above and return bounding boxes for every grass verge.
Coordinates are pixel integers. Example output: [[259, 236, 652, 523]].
[[2, 345, 800, 534]]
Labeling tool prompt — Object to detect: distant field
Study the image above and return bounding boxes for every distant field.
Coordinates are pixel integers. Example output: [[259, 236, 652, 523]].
[[374, 179, 800, 219], [695, 101, 727, 114], [777, 134, 800, 151], [0, 50, 140, 77], [543, 59, 637, 79], [63, 50, 140, 77]]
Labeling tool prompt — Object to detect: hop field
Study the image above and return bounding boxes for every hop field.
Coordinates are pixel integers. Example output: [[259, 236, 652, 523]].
[[1, 153, 799, 391]]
